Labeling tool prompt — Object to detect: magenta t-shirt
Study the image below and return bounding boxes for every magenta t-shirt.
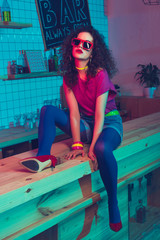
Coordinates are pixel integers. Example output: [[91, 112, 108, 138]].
[[64, 70, 117, 116]]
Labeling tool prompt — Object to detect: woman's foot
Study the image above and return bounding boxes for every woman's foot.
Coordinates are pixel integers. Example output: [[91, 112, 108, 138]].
[[19, 155, 57, 172], [109, 221, 122, 232], [108, 203, 122, 232]]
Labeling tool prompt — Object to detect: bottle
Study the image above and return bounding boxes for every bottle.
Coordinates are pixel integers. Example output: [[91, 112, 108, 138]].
[[17, 50, 24, 74], [7, 61, 12, 75], [48, 49, 54, 72], [43, 51, 48, 71], [22, 50, 29, 73], [135, 199, 146, 223], [0, 7, 2, 21], [11, 60, 18, 75], [2, 0, 11, 22], [35, 109, 40, 128], [53, 48, 58, 71]]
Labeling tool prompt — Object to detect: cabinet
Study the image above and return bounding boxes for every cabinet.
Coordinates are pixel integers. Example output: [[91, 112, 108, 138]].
[[116, 96, 160, 120]]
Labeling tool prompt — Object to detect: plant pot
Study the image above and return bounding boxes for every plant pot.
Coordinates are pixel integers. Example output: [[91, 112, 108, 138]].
[[143, 87, 156, 98]]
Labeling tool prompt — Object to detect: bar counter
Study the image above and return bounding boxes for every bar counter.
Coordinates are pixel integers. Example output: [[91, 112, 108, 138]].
[[0, 112, 160, 240]]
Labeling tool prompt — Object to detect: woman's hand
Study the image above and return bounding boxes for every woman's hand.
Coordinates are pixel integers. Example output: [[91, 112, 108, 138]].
[[88, 147, 98, 171], [65, 149, 85, 160], [88, 147, 96, 161]]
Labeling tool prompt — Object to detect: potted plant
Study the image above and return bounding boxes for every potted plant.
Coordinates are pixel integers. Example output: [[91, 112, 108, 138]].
[[134, 63, 160, 98]]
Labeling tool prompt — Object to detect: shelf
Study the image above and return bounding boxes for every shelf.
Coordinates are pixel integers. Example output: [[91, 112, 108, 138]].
[[0, 126, 67, 149], [1, 71, 60, 81], [0, 21, 32, 29]]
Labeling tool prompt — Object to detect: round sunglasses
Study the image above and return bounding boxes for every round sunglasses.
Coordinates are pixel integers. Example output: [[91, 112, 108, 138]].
[[71, 38, 93, 51]]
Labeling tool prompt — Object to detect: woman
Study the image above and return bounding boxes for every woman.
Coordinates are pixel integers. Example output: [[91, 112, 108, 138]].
[[20, 25, 123, 232]]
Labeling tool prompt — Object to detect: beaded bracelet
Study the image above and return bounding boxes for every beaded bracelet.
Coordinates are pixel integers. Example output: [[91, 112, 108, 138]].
[[71, 141, 84, 150]]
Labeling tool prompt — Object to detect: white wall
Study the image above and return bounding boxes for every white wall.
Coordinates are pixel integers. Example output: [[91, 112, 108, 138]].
[[107, 0, 160, 96]]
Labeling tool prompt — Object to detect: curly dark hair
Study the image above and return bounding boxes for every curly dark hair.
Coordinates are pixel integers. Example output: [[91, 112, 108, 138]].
[[59, 25, 118, 88]]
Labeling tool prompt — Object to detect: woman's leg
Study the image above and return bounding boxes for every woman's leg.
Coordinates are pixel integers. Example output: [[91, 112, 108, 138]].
[[20, 106, 91, 172], [37, 105, 71, 156], [94, 127, 121, 227], [37, 105, 90, 156]]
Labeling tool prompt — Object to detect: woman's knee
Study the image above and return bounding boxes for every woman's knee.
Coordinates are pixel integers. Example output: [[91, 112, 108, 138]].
[[94, 139, 104, 155], [41, 105, 56, 114], [40, 105, 59, 121], [94, 139, 112, 157]]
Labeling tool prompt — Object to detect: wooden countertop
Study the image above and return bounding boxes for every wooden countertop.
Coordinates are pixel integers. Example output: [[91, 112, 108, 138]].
[[0, 112, 160, 240], [1, 112, 160, 195], [0, 127, 65, 149]]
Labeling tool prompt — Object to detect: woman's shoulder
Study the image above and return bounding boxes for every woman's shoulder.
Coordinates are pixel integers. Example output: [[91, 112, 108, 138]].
[[96, 68, 108, 78], [96, 68, 103, 74]]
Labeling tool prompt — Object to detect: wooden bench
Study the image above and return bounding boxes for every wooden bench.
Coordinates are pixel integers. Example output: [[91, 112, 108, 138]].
[[0, 112, 160, 240]]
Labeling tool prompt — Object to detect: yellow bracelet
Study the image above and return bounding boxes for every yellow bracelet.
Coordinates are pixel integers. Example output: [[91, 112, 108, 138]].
[[72, 143, 84, 148]]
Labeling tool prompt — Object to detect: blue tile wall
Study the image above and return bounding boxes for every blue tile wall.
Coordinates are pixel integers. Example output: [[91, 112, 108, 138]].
[[0, 0, 108, 129]]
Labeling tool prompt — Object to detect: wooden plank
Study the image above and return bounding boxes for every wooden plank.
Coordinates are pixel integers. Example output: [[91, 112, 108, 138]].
[[0, 21, 32, 29], [0, 188, 105, 239], [118, 159, 160, 188], [123, 112, 160, 132], [1, 71, 60, 81], [0, 127, 66, 149], [0, 182, 128, 240], [117, 143, 160, 179], [56, 188, 128, 240], [0, 159, 93, 213], [116, 132, 160, 160]]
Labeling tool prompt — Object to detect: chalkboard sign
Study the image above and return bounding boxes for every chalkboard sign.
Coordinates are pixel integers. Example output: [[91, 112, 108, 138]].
[[35, 0, 91, 50]]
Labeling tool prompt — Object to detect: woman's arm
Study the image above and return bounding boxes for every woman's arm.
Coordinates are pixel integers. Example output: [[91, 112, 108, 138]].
[[63, 80, 85, 159], [63, 80, 81, 142], [89, 91, 109, 160]]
